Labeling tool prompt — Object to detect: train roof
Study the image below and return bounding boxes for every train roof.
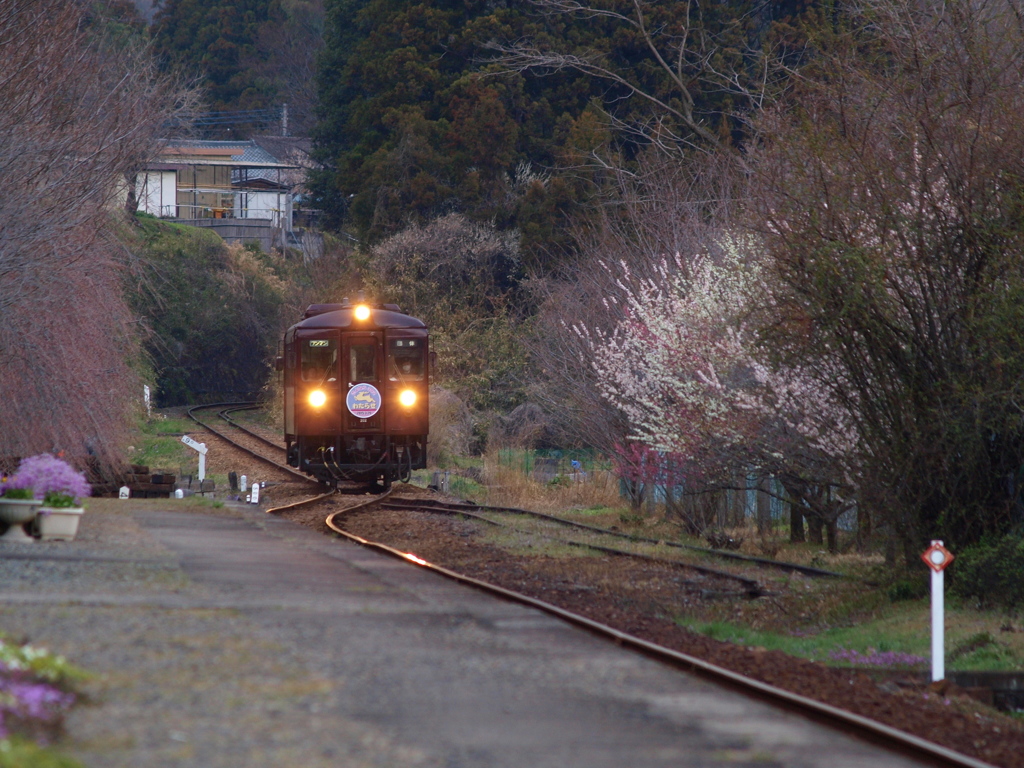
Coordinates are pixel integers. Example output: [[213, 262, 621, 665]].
[[290, 303, 427, 331]]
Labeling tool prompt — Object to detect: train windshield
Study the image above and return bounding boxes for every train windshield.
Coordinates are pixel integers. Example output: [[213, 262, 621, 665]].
[[388, 338, 424, 381], [301, 338, 337, 382], [350, 343, 377, 382]]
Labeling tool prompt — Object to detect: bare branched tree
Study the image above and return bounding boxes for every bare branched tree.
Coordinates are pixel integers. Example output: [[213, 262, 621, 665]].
[[488, 0, 784, 158], [748, 0, 1024, 558], [0, 0, 195, 474]]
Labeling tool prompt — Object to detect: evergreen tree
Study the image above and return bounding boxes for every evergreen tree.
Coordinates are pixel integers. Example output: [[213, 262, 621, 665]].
[[152, 0, 279, 127], [310, 0, 606, 260], [310, 0, 808, 266]]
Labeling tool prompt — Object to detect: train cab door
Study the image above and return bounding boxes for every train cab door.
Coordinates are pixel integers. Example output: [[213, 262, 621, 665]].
[[295, 332, 342, 435], [384, 334, 429, 436], [342, 332, 384, 431], [283, 331, 295, 438]]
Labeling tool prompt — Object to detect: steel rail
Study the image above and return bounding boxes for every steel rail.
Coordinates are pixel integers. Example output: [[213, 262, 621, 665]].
[[186, 402, 312, 483], [323, 507, 996, 768], [217, 404, 289, 455], [314, 487, 394, 521], [381, 500, 765, 596], [394, 498, 847, 579], [265, 490, 338, 515]]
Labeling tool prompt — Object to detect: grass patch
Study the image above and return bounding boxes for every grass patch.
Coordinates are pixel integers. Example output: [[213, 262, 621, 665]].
[[570, 505, 620, 517], [408, 470, 432, 489], [129, 435, 191, 470], [173, 496, 226, 510], [679, 601, 1024, 672], [449, 475, 485, 500], [478, 453, 626, 516], [480, 526, 599, 559], [139, 414, 193, 436], [0, 738, 83, 768]]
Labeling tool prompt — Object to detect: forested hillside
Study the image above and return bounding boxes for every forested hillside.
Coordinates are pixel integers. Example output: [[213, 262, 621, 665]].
[[311, 0, 805, 261], [152, 0, 808, 262], [152, 0, 322, 136]]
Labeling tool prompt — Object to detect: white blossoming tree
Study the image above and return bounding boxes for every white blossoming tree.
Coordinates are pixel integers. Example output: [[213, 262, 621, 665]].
[[581, 233, 861, 550]]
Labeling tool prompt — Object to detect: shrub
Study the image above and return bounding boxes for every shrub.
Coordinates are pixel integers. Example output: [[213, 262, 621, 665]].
[[951, 534, 1024, 609], [128, 223, 287, 405], [428, 387, 474, 465], [887, 577, 929, 602]]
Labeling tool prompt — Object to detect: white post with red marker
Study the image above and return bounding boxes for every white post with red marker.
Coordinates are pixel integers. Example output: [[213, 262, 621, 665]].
[[921, 540, 954, 682]]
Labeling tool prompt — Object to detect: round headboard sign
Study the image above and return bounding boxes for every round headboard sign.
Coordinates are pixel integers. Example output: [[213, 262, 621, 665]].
[[346, 383, 382, 418]]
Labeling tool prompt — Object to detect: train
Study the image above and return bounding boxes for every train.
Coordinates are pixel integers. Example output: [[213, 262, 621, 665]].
[[279, 298, 430, 488]]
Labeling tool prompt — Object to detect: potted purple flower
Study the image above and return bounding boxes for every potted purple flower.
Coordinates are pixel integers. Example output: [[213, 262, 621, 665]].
[[14, 454, 91, 542], [0, 469, 42, 543]]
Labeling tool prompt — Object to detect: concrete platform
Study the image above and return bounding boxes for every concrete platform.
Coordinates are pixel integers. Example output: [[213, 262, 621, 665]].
[[0, 501, 929, 767]]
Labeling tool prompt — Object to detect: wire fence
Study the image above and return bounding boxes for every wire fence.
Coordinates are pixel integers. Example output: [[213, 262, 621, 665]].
[[494, 448, 857, 531], [495, 448, 612, 482]]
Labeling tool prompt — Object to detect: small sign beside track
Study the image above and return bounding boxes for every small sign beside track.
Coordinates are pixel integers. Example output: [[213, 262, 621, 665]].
[[180, 435, 208, 482], [181, 435, 207, 454]]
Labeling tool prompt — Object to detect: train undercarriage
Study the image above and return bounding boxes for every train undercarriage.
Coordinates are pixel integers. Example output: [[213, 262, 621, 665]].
[[287, 434, 427, 488]]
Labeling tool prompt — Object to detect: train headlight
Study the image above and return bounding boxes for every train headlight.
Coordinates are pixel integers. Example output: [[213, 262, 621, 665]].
[[354, 304, 371, 321], [309, 389, 327, 408], [399, 389, 417, 407]]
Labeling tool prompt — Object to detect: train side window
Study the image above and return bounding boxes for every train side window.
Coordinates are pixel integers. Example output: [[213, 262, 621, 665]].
[[388, 339, 424, 381], [350, 344, 377, 382], [301, 338, 337, 382]]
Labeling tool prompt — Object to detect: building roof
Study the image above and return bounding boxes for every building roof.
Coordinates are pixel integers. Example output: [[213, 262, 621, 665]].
[[246, 136, 317, 190], [156, 139, 298, 170]]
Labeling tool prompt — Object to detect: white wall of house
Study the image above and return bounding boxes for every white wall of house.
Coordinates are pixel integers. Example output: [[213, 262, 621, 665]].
[[136, 170, 177, 218], [234, 190, 291, 229]]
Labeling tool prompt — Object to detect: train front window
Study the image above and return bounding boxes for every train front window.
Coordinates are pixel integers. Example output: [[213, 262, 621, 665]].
[[388, 339, 424, 381], [350, 344, 377, 382], [301, 339, 337, 382]]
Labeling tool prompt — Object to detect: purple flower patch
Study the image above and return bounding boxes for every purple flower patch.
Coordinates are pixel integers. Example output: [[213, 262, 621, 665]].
[[6, 454, 91, 506], [0, 676, 75, 739], [828, 646, 927, 668]]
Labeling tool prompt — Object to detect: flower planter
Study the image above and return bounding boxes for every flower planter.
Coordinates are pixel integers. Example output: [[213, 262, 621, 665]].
[[0, 498, 41, 543], [35, 506, 84, 542]]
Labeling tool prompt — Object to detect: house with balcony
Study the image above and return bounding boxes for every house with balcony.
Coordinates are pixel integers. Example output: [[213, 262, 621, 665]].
[[136, 138, 316, 253]]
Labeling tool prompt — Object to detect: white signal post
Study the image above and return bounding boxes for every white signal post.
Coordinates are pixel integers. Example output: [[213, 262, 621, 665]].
[[180, 435, 208, 483], [921, 540, 954, 682]]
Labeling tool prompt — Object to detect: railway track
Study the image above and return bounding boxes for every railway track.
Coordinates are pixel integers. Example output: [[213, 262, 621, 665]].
[[323, 494, 997, 768], [186, 401, 310, 481], [382, 498, 847, 580], [381, 498, 767, 596]]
